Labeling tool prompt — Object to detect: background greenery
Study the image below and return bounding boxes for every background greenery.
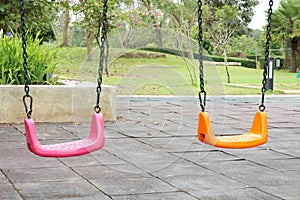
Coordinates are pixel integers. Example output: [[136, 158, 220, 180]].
[[0, 0, 299, 94]]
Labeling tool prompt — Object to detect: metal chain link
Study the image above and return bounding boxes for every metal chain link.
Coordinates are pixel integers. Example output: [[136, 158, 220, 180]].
[[20, 0, 33, 118], [260, 0, 273, 112], [95, 0, 108, 113], [197, 0, 206, 112]]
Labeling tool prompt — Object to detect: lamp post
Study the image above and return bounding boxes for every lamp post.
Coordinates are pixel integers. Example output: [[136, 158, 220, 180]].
[[266, 58, 274, 90]]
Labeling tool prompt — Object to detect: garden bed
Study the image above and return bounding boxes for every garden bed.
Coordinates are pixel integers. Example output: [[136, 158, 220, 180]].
[[120, 52, 166, 58]]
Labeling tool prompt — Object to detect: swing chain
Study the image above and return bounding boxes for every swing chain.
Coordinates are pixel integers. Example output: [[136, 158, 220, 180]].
[[260, 0, 273, 112], [23, 95, 33, 118], [20, 0, 33, 118], [199, 91, 206, 112], [95, 0, 108, 113], [197, 0, 206, 112]]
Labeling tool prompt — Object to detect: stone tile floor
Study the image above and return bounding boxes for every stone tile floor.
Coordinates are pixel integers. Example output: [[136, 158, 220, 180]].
[[0, 95, 299, 200]]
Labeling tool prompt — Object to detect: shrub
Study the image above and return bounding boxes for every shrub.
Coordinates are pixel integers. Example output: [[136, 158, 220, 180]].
[[246, 55, 257, 60], [139, 47, 256, 68], [237, 58, 256, 69], [0, 34, 58, 85]]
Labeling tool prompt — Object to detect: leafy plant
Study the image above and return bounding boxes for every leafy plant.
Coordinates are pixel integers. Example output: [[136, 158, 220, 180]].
[[0, 34, 58, 85]]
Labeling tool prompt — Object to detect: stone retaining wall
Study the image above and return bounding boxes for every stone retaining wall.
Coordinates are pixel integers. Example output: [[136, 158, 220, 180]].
[[0, 83, 116, 123]]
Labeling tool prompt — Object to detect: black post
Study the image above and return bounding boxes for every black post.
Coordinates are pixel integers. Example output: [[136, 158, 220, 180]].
[[276, 58, 281, 70]]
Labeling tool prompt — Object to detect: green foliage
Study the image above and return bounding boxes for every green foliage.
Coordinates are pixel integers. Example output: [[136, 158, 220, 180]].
[[203, 4, 240, 55], [0, 35, 58, 85], [227, 35, 257, 56], [73, 0, 118, 43], [0, 0, 56, 42], [271, 0, 300, 72], [272, 0, 300, 40], [71, 28, 87, 47], [206, 0, 259, 28]]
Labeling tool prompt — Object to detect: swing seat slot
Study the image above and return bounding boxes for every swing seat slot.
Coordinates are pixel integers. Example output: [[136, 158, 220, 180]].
[[24, 113, 105, 157], [198, 111, 268, 148]]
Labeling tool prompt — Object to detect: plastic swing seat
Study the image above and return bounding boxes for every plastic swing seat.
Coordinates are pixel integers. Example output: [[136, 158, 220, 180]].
[[24, 113, 105, 157], [195, 0, 273, 149], [20, 0, 107, 157], [198, 111, 268, 148]]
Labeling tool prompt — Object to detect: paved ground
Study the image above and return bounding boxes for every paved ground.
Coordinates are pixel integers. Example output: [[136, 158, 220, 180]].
[[0, 95, 299, 200]]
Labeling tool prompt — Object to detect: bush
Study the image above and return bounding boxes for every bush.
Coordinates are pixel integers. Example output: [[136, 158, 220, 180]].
[[238, 58, 256, 69], [139, 47, 256, 68], [0, 34, 58, 85], [246, 55, 257, 60]]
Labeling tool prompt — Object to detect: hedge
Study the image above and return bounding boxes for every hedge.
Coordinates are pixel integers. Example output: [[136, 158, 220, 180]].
[[259, 57, 284, 70], [139, 47, 256, 69]]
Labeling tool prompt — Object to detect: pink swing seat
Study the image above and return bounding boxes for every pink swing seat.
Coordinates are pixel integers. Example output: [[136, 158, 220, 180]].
[[24, 113, 105, 157]]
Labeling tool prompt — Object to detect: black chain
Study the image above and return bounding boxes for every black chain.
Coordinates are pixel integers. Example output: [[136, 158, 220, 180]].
[[260, 0, 273, 112], [197, 0, 206, 112], [20, 0, 33, 118], [95, 0, 108, 113]]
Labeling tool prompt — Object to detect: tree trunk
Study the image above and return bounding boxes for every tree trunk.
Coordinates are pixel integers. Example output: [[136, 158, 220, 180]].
[[2, 0, 8, 38], [156, 27, 163, 47], [87, 30, 93, 61], [290, 37, 298, 73], [142, 0, 163, 47], [283, 41, 288, 70], [2, 24, 8, 38], [223, 48, 231, 83], [61, 9, 70, 47], [124, 28, 132, 48], [114, 29, 125, 49]]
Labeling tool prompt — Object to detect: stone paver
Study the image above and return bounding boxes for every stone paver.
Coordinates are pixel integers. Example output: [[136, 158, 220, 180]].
[[188, 188, 282, 200], [112, 192, 198, 200], [0, 95, 299, 199], [15, 180, 110, 200], [91, 177, 177, 196]]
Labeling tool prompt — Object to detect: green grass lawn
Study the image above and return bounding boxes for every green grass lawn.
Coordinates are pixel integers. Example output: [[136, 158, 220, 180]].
[[55, 47, 299, 95]]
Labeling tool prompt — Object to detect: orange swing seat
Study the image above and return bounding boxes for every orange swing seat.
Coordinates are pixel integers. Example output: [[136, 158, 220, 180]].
[[198, 111, 268, 148]]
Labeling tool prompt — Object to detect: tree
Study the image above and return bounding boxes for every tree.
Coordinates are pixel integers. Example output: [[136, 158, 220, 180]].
[[73, 0, 118, 61], [0, 0, 56, 41], [228, 35, 258, 57], [203, 4, 239, 83], [140, 0, 165, 47], [204, 0, 259, 34], [117, 0, 199, 84], [271, 0, 300, 72], [57, 0, 73, 47], [154, 0, 200, 85], [112, 0, 146, 48]]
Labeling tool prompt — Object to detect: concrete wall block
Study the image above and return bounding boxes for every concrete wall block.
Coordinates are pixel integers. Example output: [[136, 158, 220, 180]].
[[0, 84, 116, 123]]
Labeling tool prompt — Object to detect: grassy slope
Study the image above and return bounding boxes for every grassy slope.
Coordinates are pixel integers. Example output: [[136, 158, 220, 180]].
[[55, 47, 299, 95]]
